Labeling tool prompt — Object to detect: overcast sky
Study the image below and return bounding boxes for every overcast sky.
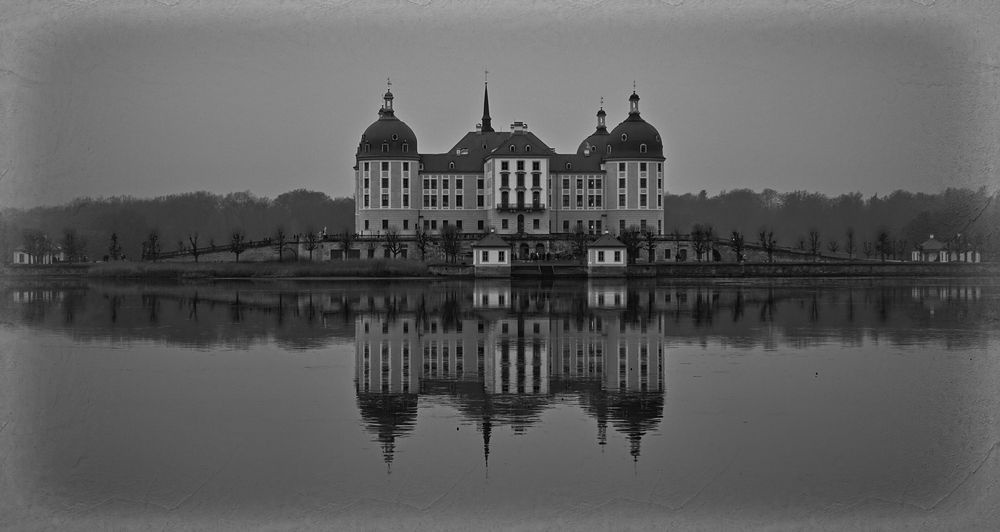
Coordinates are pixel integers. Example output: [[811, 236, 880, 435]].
[[1, 1, 998, 208]]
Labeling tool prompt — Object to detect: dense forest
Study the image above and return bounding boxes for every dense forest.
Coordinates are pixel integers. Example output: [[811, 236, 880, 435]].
[[1, 187, 997, 262], [0, 190, 355, 262]]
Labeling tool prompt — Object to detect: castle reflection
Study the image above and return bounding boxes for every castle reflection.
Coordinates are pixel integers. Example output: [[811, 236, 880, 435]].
[[355, 280, 667, 467]]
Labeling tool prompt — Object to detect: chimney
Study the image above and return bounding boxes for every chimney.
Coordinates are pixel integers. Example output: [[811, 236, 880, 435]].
[[510, 121, 527, 134], [476, 122, 482, 133]]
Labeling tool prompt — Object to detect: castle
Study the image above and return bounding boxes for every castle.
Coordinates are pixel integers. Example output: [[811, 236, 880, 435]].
[[354, 78, 666, 260]]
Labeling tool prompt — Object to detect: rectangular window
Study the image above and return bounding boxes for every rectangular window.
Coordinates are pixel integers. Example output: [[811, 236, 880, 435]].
[[614, 251, 621, 262], [619, 194, 626, 207], [403, 194, 409, 207], [576, 194, 583, 208], [532, 173, 540, 187], [620, 220, 626, 232], [402, 177, 409, 189], [501, 161, 509, 171], [657, 194, 662, 208], [562, 178, 570, 189], [639, 178, 647, 188], [382, 219, 389, 230], [618, 162, 626, 173], [363, 178, 370, 189], [443, 178, 449, 189], [481, 250, 488, 262], [501, 173, 509, 187], [640, 194, 647, 207], [424, 220, 430, 230], [598, 251, 605, 262], [516, 173, 525, 187], [381, 193, 389, 207], [456, 195, 463, 207], [456, 220, 463, 230], [516, 160, 524, 171], [431, 220, 438, 230], [533, 219, 540, 230], [640, 219, 647, 230], [442, 195, 450, 207], [364, 194, 370, 207], [498, 251, 505, 261], [403, 220, 409, 230], [381, 161, 389, 172], [478, 220, 484, 231], [456, 177, 463, 190], [501, 219, 509, 229], [562, 195, 570, 207], [403, 161, 409, 172], [640, 162, 647, 173], [364, 220, 370, 230], [477, 195, 484, 207], [364, 162, 370, 173], [618, 178, 626, 189], [382, 177, 389, 189], [532, 161, 540, 171], [477, 178, 484, 189], [563, 220, 569, 232]]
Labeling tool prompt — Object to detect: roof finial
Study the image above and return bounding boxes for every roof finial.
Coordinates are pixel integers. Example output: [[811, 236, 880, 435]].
[[633, 80, 636, 92], [387, 76, 392, 90], [599, 96, 604, 110], [485, 68, 489, 85]]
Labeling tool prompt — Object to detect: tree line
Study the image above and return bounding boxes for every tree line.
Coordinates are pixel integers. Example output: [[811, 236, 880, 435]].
[[2, 186, 997, 263], [1, 190, 354, 262]]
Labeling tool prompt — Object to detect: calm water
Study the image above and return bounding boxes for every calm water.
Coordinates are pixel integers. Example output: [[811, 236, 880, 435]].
[[1, 278, 999, 530]]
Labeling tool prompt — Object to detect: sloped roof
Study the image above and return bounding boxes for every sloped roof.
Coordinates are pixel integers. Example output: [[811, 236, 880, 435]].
[[591, 234, 626, 248], [421, 131, 509, 173], [487, 131, 554, 158], [550, 153, 604, 173], [472, 233, 509, 248], [919, 236, 946, 251]]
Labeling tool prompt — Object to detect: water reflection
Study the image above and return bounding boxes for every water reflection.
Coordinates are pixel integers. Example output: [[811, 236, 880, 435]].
[[356, 281, 667, 466]]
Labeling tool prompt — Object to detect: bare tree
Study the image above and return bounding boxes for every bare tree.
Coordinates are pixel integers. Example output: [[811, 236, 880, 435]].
[[845, 227, 856, 260], [188, 232, 201, 262], [827, 239, 840, 254], [230, 230, 247, 262], [336, 228, 355, 260], [108, 232, 123, 261], [862, 241, 874, 259], [641, 229, 657, 263], [808, 229, 821, 261], [571, 225, 590, 262], [22, 229, 50, 264], [758, 229, 776, 263], [61, 228, 85, 262], [730, 231, 745, 263], [142, 230, 160, 261], [619, 225, 642, 264], [671, 228, 682, 261], [304, 228, 320, 261], [273, 227, 288, 262], [691, 224, 714, 262], [415, 227, 433, 261], [382, 226, 404, 258], [440, 224, 462, 263], [876, 229, 891, 261]]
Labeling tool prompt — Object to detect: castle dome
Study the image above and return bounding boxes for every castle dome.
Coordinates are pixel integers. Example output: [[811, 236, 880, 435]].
[[577, 106, 609, 155], [603, 91, 664, 160], [357, 87, 418, 159]]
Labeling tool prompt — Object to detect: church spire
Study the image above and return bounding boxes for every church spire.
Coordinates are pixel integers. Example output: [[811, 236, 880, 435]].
[[481, 70, 494, 133]]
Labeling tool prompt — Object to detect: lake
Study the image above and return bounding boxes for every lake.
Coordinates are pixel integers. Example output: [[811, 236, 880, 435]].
[[1, 278, 998, 530]]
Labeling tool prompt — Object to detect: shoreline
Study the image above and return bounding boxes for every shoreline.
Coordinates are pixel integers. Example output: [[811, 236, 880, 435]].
[[2, 260, 998, 281]]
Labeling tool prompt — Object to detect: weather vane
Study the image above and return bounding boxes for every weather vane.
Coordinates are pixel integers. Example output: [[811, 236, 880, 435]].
[[485, 69, 489, 84], [386, 77, 392, 90], [600, 96, 604, 109]]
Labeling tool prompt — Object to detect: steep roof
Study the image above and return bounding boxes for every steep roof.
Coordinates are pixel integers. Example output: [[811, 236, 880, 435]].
[[550, 153, 604, 173], [591, 234, 626, 248], [421, 131, 508, 173], [487, 131, 554, 158], [919, 236, 946, 251], [472, 233, 509, 248]]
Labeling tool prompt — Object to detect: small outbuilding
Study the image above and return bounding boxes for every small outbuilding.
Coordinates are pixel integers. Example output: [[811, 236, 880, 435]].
[[588, 234, 627, 276], [472, 233, 511, 277]]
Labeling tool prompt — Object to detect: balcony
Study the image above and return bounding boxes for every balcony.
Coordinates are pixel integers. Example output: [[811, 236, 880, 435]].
[[496, 202, 546, 213]]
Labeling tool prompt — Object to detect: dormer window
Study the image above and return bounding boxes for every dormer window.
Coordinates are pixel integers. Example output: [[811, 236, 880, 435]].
[[525, 145, 532, 153], [639, 143, 647, 153], [606, 145, 612, 154], [419, 163, 424, 170], [364, 143, 370, 153], [566, 162, 572, 170], [402, 143, 409, 153], [448, 161, 455, 169], [621, 133, 628, 142], [381, 143, 389, 153], [509, 144, 516, 152]]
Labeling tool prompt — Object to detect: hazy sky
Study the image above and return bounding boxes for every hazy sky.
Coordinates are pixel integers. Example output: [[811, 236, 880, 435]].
[[1, 1, 998, 208]]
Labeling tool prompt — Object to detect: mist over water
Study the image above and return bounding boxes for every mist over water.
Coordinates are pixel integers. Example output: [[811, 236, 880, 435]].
[[1, 278, 998, 529]]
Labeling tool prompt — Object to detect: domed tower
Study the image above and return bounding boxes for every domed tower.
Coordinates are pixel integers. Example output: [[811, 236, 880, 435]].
[[356, 80, 421, 238], [604, 89, 666, 238], [577, 98, 609, 157]]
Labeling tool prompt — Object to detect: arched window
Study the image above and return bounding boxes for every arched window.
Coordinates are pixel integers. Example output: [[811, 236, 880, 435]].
[[639, 143, 647, 153], [448, 161, 455, 169], [402, 143, 409, 153], [364, 143, 370, 153], [606, 145, 612, 154], [566, 162, 572, 170], [621, 133, 628, 142], [525, 145, 532, 153], [509, 144, 516, 152]]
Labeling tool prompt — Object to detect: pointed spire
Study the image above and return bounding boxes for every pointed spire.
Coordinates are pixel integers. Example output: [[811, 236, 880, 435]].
[[481, 70, 494, 133], [596, 96, 607, 131]]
